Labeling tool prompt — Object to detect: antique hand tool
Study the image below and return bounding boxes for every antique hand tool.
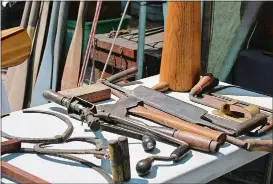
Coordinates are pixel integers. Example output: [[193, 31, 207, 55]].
[[98, 68, 273, 152], [43, 82, 220, 153], [189, 74, 272, 136], [1, 110, 120, 183], [1, 139, 49, 183], [136, 144, 190, 176], [1, 138, 114, 183], [98, 80, 227, 142], [1, 27, 31, 68], [188, 74, 273, 152], [32, 136, 130, 182], [43, 89, 191, 148]]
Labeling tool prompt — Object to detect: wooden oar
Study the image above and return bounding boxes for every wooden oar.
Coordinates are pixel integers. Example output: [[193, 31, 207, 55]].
[[60, 1, 87, 90], [31, 1, 51, 89], [1, 27, 31, 68], [7, 1, 41, 111], [4, 1, 32, 96], [30, 2, 60, 107], [52, 1, 70, 91]]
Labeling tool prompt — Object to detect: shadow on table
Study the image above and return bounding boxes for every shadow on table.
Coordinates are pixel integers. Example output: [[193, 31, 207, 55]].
[[210, 85, 270, 98], [120, 80, 143, 87], [50, 106, 68, 115], [127, 178, 149, 184], [94, 130, 112, 174], [2, 153, 23, 162]]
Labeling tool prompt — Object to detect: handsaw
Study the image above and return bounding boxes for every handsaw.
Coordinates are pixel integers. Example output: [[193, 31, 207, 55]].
[[1, 27, 31, 68], [30, 2, 60, 107], [4, 1, 32, 96], [7, 1, 41, 111], [60, 1, 87, 90], [31, 1, 51, 90], [52, 1, 70, 91]]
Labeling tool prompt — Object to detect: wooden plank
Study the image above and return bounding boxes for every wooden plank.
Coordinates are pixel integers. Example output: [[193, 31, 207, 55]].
[[61, 1, 87, 90], [30, 2, 60, 107], [4, 1, 32, 96], [58, 83, 111, 103], [31, 1, 51, 90], [52, 1, 70, 91], [7, 1, 41, 111]]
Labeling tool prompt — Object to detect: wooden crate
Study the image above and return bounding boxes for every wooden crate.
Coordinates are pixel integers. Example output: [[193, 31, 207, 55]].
[[93, 27, 164, 81]]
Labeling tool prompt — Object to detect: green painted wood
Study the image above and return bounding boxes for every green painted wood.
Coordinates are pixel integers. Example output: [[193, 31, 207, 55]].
[[218, 2, 263, 81], [206, 1, 241, 77]]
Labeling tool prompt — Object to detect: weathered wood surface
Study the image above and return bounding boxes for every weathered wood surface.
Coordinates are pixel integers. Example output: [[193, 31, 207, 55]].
[[7, 1, 41, 111], [61, 1, 87, 90], [153, 1, 201, 92], [4, 1, 32, 97], [52, 1, 70, 91], [30, 2, 60, 107], [31, 1, 51, 89], [207, 1, 241, 77], [58, 83, 111, 103]]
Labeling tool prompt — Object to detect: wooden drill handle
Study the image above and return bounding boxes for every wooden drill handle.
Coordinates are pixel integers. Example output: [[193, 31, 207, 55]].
[[246, 139, 273, 152], [190, 74, 214, 95], [1, 27, 31, 68], [128, 105, 226, 144], [226, 136, 273, 152], [173, 130, 220, 153]]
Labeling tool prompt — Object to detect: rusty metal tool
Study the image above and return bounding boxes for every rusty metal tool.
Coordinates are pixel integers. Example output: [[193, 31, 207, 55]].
[[1, 139, 50, 183], [1, 138, 114, 183], [43, 89, 191, 148], [136, 144, 190, 176], [188, 74, 273, 152], [189, 74, 272, 136]]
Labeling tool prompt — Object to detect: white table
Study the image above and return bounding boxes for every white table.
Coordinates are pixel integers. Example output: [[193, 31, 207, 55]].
[[1, 75, 272, 183]]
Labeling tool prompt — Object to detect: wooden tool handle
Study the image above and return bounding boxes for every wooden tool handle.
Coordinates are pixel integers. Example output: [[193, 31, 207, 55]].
[[173, 130, 220, 153], [128, 105, 226, 144], [226, 136, 273, 152], [246, 139, 273, 152], [190, 74, 215, 95]]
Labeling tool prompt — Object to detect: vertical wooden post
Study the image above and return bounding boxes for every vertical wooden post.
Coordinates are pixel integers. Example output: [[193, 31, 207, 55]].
[[152, 2, 201, 92]]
